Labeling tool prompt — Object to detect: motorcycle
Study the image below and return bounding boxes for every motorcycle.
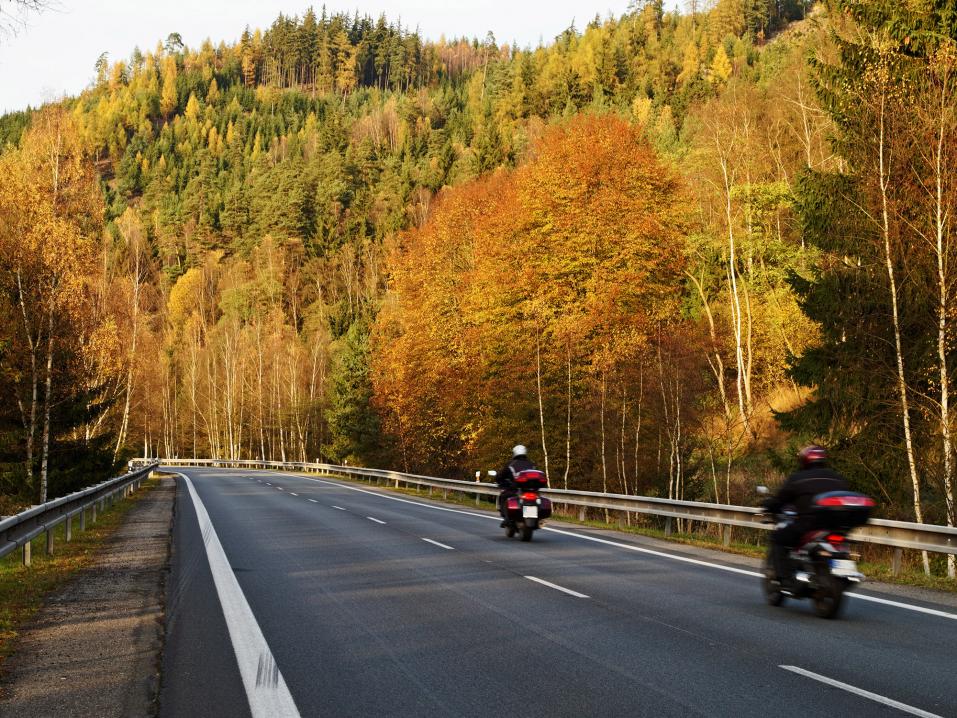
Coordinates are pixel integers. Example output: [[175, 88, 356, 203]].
[[499, 469, 552, 542], [757, 488, 874, 619]]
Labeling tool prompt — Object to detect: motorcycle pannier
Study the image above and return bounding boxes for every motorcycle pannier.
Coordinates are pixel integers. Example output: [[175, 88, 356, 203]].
[[538, 496, 553, 519]]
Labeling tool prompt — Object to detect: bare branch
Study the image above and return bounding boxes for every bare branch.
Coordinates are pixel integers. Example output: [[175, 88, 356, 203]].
[[0, 1, 60, 40]]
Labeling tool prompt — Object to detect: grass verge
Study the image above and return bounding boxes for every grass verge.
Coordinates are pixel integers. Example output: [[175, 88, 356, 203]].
[[296, 470, 957, 594], [0, 477, 159, 671]]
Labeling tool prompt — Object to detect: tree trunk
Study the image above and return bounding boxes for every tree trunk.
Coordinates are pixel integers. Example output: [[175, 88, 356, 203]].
[[931, 77, 956, 578], [39, 305, 54, 503], [878, 89, 930, 575], [535, 326, 549, 480], [600, 370, 608, 522], [563, 341, 572, 490], [16, 269, 39, 490]]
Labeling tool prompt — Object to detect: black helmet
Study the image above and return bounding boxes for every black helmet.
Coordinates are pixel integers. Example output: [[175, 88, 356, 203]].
[[797, 445, 828, 468]]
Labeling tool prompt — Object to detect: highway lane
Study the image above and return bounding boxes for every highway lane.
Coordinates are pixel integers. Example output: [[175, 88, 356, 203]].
[[160, 467, 957, 717]]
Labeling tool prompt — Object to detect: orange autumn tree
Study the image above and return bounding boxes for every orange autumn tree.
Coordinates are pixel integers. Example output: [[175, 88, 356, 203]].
[[372, 115, 691, 485]]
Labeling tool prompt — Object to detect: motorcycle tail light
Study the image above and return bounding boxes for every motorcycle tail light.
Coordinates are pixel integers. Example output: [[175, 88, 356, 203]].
[[521, 492, 538, 501], [827, 534, 845, 544], [818, 495, 875, 507]]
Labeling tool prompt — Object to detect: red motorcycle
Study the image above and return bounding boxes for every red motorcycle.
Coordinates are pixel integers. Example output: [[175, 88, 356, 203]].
[[501, 469, 552, 541]]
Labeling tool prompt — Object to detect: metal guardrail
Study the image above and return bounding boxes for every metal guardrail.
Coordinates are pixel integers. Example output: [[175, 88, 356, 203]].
[[137, 458, 957, 557], [0, 462, 159, 565]]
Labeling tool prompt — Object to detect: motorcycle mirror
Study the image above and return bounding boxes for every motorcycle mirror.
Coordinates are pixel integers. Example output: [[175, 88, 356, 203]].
[[487, 470, 497, 477], [756, 485, 769, 496]]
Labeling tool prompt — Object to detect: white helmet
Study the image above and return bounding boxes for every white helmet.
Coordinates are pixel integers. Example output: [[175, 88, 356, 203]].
[[512, 444, 528, 458]]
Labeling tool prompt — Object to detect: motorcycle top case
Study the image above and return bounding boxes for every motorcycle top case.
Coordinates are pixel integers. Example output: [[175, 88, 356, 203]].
[[513, 469, 547, 489], [810, 491, 874, 530]]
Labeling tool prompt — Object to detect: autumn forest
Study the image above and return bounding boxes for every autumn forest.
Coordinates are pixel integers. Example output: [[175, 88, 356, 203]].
[[1, 1, 955, 577]]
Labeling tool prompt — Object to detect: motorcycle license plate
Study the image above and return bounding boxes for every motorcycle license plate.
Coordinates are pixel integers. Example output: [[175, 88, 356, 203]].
[[523, 505, 538, 519], [829, 559, 858, 576]]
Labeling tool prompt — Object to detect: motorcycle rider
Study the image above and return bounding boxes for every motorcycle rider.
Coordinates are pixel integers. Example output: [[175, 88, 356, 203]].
[[497, 445, 536, 528], [764, 445, 849, 583]]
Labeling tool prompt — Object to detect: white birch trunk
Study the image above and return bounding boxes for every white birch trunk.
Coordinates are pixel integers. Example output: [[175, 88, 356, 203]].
[[878, 89, 931, 575]]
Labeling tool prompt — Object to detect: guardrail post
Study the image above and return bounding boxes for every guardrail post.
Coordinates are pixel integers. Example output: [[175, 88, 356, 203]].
[[664, 517, 673, 536], [65, 515, 72, 542], [722, 526, 732, 547], [892, 548, 903, 576], [92, 502, 97, 523], [579, 507, 586, 522], [22, 540, 31, 566], [80, 507, 86, 531], [46, 528, 54, 556]]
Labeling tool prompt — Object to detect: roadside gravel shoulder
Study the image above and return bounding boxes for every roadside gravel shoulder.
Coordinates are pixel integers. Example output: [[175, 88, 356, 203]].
[[0, 475, 175, 718]]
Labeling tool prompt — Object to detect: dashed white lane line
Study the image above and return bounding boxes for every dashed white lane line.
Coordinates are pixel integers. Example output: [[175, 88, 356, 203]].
[[276, 487, 284, 491], [265, 482, 272, 486], [307, 499, 318, 503], [367, 516, 386, 524], [422, 538, 454, 550], [780, 666, 944, 718], [332, 506, 346, 511], [273, 472, 957, 622], [524, 576, 589, 599], [289, 493, 298, 497], [179, 474, 301, 718]]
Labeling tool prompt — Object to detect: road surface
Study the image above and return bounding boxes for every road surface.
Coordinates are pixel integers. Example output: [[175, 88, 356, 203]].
[[159, 466, 957, 718]]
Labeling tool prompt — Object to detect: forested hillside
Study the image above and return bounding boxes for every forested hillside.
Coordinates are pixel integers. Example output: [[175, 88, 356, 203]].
[[1, 0, 954, 576]]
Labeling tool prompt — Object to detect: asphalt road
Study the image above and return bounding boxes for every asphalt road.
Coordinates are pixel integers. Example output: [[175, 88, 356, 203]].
[[159, 467, 957, 718]]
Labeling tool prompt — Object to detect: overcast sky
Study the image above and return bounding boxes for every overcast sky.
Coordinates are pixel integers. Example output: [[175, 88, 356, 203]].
[[0, 0, 645, 114]]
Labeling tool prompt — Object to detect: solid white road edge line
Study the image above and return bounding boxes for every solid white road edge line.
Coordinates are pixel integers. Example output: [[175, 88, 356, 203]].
[[422, 538, 455, 550], [180, 474, 301, 718], [269, 472, 957, 622], [367, 516, 386, 524], [525, 576, 589, 598], [780, 665, 943, 718]]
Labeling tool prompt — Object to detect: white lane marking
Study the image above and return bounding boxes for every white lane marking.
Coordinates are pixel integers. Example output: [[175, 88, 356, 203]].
[[846, 593, 957, 621], [332, 506, 346, 511], [265, 482, 272, 486], [543, 526, 762, 578], [367, 516, 386, 524], [271, 473, 957, 622], [780, 665, 944, 718], [422, 538, 455, 550], [289, 493, 298, 497], [525, 576, 589, 599], [179, 475, 301, 718], [307, 499, 318, 503], [276, 487, 284, 491]]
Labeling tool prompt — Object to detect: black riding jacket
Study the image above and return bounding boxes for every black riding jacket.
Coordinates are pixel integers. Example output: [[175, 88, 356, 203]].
[[497, 456, 536, 490], [764, 464, 849, 516]]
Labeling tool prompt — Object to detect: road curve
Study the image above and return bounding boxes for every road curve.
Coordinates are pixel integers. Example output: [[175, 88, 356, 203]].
[[159, 467, 957, 718]]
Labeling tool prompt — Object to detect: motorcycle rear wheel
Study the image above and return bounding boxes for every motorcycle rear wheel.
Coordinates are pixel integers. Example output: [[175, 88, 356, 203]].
[[813, 569, 846, 619], [505, 523, 516, 538], [520, 524, 534, 542]]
